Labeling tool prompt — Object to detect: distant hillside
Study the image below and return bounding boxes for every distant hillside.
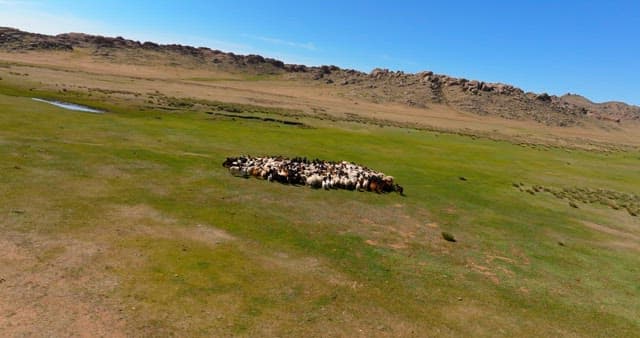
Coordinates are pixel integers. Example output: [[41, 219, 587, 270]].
[[2, 26, 638, 126]]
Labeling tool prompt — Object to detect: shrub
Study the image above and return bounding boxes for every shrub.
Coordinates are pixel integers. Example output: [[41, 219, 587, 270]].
[[442, 232, 456, 242]]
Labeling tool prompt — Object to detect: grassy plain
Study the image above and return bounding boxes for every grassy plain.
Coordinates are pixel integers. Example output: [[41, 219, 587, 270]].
[[1, 54, 639, 336]]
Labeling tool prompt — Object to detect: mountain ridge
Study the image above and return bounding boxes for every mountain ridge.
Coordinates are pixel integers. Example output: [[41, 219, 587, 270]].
[[1, 26, 638, 126]]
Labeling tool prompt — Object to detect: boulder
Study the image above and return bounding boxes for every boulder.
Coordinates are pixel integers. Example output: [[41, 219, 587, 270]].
[[494, 84, 506, 93], [481, 82, 494, 91], [536, 93, 552, 102], [467, 80, 480, 88], [319, 65, 332, 74], [285, 64, 307, 72], [446, 78, 460, 86], [244, 54, 265, 64], [370, 68, 389, 78], [265, 58, 285, 68]]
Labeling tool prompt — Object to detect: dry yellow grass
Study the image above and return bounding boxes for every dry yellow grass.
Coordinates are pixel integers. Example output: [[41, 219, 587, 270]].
[[2, 50, 639, 150]]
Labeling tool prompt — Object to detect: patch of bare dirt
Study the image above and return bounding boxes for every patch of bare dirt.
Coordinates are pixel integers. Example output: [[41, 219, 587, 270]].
[[582, 221, 640, 252], [464, 251, 529, 286], [466, 260, 501, 285], [259, 251, 356, 288], [95, 164, 130, 179], [106, 204, 236, 247], [0, 232, 127, 337], [582, 221, 640, 240], [0, 203, 240, 337]]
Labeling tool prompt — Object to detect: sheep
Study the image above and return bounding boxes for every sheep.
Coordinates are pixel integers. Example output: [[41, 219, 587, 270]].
[[223, 155, 404, 194], [307, 174, 323, 189], [228, 166, 247, 177]]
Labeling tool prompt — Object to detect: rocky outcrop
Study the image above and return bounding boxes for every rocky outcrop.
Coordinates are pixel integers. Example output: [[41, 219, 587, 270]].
[[0, 27, 295, 74], [0, 27, 72, 51], [558, 94, 640, 122], [304, 67, 640, 126]]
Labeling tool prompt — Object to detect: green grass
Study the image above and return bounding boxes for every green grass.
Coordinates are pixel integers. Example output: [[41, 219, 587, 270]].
[[1, 89, 639, 336]]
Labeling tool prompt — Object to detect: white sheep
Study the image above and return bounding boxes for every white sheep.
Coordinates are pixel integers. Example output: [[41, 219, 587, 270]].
[[306, 174, 323, 189]]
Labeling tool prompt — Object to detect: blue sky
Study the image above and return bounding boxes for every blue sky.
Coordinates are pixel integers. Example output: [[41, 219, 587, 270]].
[[1, 0, 638, 105]]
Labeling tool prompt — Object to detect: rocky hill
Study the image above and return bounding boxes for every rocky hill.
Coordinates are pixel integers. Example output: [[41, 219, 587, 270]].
[[313, 68, 640, 126], [2, 27, 638, 126]]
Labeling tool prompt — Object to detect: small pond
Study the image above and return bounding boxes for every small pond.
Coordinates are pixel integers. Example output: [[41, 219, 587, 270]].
[[32, 98, 104, 113]]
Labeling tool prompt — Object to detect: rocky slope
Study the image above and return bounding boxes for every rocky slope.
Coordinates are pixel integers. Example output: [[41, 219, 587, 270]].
[[318, 70, 639, 125], [2, 27, 638, 126]]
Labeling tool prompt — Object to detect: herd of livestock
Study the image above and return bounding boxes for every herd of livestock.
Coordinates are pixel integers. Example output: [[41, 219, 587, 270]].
[[223, 155, 403, 195]]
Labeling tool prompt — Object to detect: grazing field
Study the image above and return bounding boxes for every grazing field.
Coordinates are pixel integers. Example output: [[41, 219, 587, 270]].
[[1, 81, 639, 336]]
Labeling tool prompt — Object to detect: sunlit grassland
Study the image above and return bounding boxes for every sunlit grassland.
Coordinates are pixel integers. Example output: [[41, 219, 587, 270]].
[[1, 89, 639, 336]]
